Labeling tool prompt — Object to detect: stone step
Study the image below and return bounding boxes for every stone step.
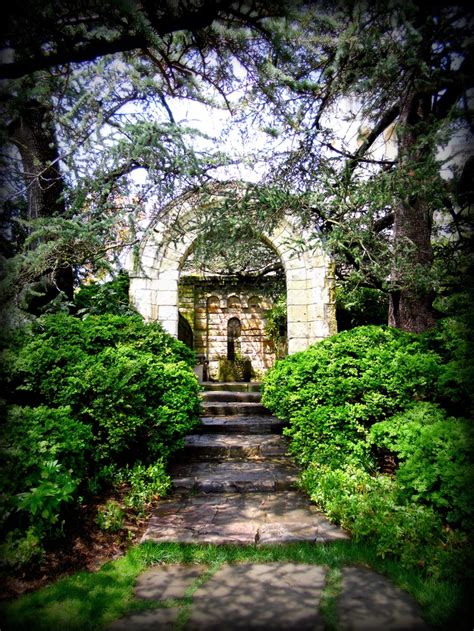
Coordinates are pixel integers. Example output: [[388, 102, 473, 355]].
[[200, 415, 284, 434], [170, 460, 299, 493], [202, 382, 261, 393], [202, 390, 262, 403], [142, 491, 349, 545], [203, 401, 270, 416], [184, 434, 289, 460]]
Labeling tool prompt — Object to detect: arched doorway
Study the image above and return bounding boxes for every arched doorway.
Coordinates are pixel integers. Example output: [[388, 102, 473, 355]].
[[127, 184, 337, 364]]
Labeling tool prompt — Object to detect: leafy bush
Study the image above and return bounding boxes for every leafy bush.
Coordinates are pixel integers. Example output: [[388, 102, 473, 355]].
[[301, 460, 471, 579], [5, 313, 194, 403], [15, 460, 78, 533], [262, 324, 473, 576], [301, 462, 444, 570], [120, 461, 171, 514], [55, 346, 200, 463], [263, 325, 441, 468], [1, 406, 93, 493], [370, 402, 474, 528], [1, 312, 200, 566], [336, 285, 388, 330], [264, 296, 287, 357], [96, 501, 125, 533], [0, 528, 43, 568], [73, 270, 136, 317], [422, 317, 474, 417], [3, 314, 199, 464], [0, 405, 93, 554]]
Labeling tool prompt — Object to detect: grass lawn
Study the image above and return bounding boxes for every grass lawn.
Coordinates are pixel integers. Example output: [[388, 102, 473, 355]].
[[0, 540, 470, 630]]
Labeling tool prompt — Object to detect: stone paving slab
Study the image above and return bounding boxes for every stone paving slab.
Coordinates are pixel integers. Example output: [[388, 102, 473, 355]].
[[200, 415, 284, 434], [188, 563, 326, 630], [107, 562, 432, 630], [108, 607, 180, 630], [135, 564, 206, 600], [142, 491, 349, 544], [337, 566, 431, 630], [184, 433, 289, 459], [170, 459, 299, 492]]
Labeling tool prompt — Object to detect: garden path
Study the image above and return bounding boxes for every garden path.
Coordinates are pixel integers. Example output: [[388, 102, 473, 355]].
[[142, 382, 347, 544], [123, 382, 430, 629]]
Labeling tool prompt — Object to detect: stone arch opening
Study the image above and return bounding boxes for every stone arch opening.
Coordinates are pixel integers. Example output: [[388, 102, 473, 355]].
[[128, 184, 336, 377], [227, 295, 241, 310], [178, 313, 193, 349], [207, 295, 220, 312], [227, 317, 241, 361]]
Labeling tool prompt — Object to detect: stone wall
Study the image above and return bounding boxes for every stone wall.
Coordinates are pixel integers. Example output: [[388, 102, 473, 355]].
[[179, 277, 279, 380], [127, 185, 337, 372]]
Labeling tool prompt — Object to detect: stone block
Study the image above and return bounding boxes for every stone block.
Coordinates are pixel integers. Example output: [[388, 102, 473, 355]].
[[307, 303, 326, 321], [108, 608, 180, 630], [158, 305, 178, 321], [194, 319, 207, 331], [162, 244, 185, 263], [158, 268, 180, 281], [137, 254, 158, 272], [286, 279, 307, 292], [188, 564, 326, 631], [155, 290, 178, 306], [287, 289, 309, 306], [288, 305, 308, 322], [288, 337, 309, 354], [156, 257, 180, 273], [337, 567, 430, 630], [311, 319, 331, 339], [161, 319, 178, 337], [286, 267, 307, 282]]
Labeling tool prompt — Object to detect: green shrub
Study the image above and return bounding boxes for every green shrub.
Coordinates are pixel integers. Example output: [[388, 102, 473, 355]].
[[15, 460, 78, 532], [1, 406, 93, 493], [3, 314, 199, 465], [264, 296, 287, 357], [96, 501, 125, 533], [336, 285, 388, 330], [74, 270, 136, 317], [120, 461, 171, 514], [1, 313, 200, 567], [0, 528, 43, 568], [263, 325, 441, 469], [263, 324, 473, 576], [422, 317, 474, 417], [301, 462, 449, 572], [370, 402, 474, 528], [59, 347, 200, 463], [4, 314, 194, 405]]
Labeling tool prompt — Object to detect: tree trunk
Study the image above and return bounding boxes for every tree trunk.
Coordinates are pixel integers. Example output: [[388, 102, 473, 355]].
[[10, 99, 74, 306], [388, 92, 437, 333]]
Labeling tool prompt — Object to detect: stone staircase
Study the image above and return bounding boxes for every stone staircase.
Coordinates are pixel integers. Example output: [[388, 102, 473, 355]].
[[142, 382, 348, 545]]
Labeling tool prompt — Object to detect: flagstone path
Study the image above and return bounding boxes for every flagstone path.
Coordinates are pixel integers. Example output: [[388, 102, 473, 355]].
[[142, 381, 348, 545], [110, 382, 430, 629]]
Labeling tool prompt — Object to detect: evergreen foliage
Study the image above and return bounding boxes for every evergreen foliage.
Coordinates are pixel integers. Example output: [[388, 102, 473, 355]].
[[262, 324, 473, 576], [0, 313, 200, 566], [73, 271, 137, 317]]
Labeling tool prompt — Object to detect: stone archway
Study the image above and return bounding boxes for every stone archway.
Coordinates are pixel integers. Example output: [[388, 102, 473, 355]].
[[127, 185, 337, 357]]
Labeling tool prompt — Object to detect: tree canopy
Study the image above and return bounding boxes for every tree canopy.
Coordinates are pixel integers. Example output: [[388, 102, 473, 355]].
[[1, 0, 473, 332]]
